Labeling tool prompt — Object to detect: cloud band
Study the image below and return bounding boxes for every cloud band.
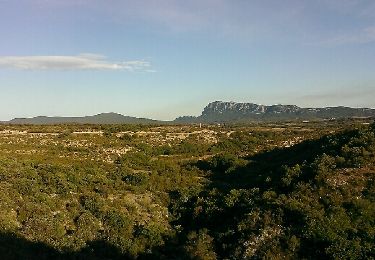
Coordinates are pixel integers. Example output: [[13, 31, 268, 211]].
[[0, 53, 151, 71]]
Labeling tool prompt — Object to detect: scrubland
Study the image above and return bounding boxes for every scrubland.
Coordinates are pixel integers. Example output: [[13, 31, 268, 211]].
[[0, 120, 373, 259]]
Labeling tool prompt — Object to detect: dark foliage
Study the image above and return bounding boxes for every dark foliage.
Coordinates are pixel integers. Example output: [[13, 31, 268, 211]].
[[171, 126, 375, 259]]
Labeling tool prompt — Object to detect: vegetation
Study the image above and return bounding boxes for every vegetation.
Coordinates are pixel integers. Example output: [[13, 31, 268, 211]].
[[0, 119, 373, 259]]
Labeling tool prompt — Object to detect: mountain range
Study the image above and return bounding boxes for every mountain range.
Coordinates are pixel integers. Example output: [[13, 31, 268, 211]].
[[175, 101, 375, 123], [2, 101, 375, 124]]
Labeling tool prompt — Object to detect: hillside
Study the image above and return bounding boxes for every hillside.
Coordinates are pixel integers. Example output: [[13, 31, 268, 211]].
[[7, 113, 159, 125], [170, 122, 375, 259]]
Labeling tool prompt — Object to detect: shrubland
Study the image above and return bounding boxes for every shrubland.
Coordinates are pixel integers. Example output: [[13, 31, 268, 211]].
[[0, 120, 373, 259]]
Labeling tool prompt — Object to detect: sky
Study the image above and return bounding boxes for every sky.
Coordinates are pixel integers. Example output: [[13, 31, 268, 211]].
[[0, 0, 375, 120]]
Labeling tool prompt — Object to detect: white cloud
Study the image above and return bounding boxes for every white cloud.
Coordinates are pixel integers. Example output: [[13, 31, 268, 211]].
[[0, 53, 152, 71]]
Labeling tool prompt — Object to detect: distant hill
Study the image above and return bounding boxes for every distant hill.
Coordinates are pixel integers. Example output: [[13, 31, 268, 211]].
[[6, 113, 159, 125], [3, 102, 375, 125], [174, 101, 375, 123]]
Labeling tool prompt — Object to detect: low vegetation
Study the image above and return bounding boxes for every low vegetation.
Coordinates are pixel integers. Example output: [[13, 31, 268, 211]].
[[0, 119, 373, 259]]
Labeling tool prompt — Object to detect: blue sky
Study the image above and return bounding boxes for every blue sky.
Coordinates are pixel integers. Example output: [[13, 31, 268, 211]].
[[0, 0, 375, 120]]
